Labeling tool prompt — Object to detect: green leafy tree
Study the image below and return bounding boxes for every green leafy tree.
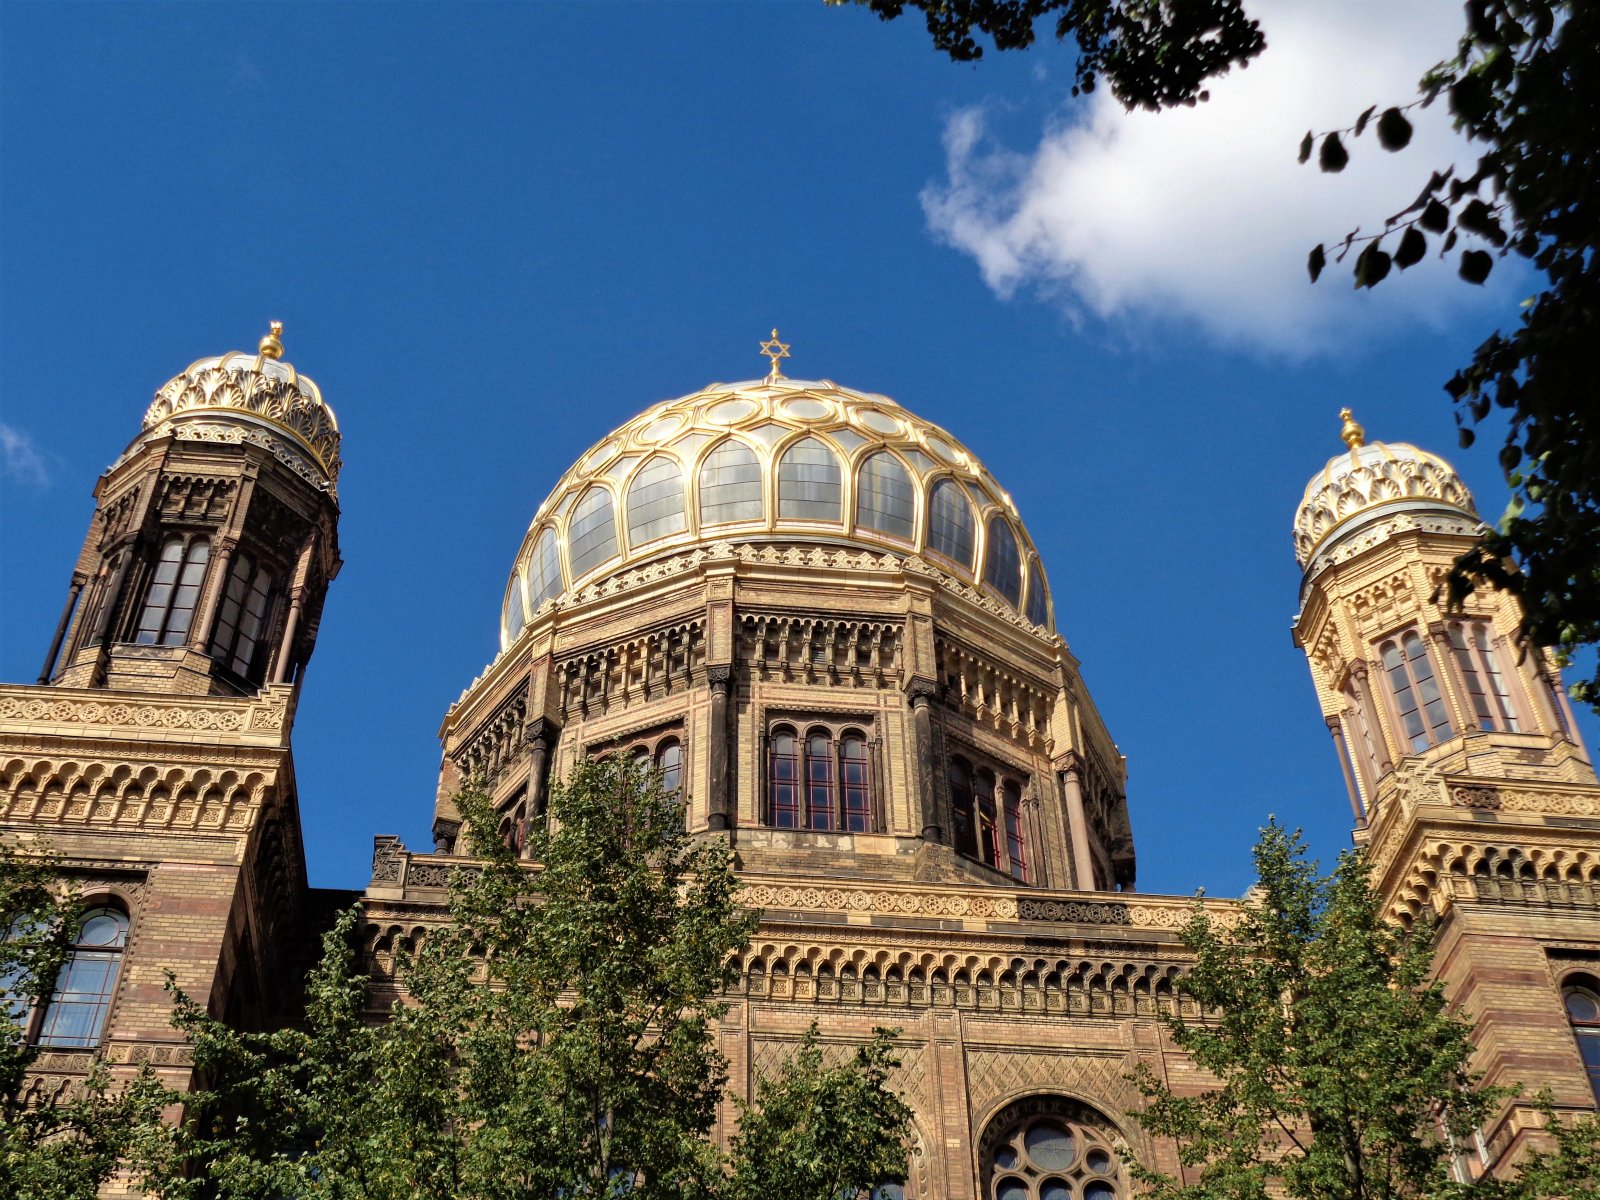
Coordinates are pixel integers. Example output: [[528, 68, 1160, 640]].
[[829, 0, 1265, 109], [1302, 1, 1600, 708], [0, 839, 169, 1200], [1128, 822, 1503, 1200], [138, 759, 912, 1200]]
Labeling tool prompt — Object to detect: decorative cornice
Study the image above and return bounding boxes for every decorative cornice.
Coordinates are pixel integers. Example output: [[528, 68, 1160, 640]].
[[0, 684, 292, 745]]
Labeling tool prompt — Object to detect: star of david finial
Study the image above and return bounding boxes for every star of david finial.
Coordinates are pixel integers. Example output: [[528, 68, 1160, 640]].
[[759, 328, 791, 382]]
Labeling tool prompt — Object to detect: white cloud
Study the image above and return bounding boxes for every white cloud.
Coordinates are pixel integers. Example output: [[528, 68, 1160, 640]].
[[0, 423, 50, 487], [922, 1, 1506, 352]]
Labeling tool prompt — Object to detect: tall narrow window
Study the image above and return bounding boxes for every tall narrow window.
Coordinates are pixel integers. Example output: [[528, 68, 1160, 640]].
[[134, 536, 210, 646], [856, 452, 916, 541], [210, 552, 276, 680], [699, 439, 763, 525], [655, 738, 683, 798], [841, 732, 871, 832], [1002, 780, 1028, 882], [974, 768, 1000, 868], [1448, 622, 1521, 733], [983, 517, 1022, 608], [805, 730, 836, 831], [1025, 561, 1050, 628], [777, 437, 842, 521], [35, 907, 129, 1048], [927, 479, 976, 568], [526, 528, 565, 609], [770, 728, 800, 829], [1564, 983, 1600, 1103], [626, 455, 687, 546], [949, 757, 978, 860], [1381, 632, 1455, 753]]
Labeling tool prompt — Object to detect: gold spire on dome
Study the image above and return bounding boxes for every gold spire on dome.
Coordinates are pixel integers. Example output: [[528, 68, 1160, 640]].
[[1339, 407, 1366, 449], [258, 320, 285, 361], [759, 328, 791, 382]]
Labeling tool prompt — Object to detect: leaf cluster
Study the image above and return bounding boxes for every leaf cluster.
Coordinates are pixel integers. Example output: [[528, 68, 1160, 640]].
[[1129, 822, 1502, 1200], [1304, 1, 1600, 708], [136, 759, 911, 1200], [832, 0, 1264, 110]]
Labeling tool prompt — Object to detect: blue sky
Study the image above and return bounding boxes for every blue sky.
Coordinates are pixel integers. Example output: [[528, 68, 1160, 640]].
[[3, 1, 1592, 898]]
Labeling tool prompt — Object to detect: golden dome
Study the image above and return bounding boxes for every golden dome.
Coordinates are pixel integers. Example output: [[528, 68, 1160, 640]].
[[1293, 412, 1476, 569], [140, 323, 341, 493], [501, 375, 1054, 648]]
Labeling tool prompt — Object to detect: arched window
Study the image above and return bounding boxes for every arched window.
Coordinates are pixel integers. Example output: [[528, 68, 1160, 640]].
[[1025, 560, 1050, 628], [134, 536, 210, 646], [1564, 981, 1600, 1103], [856, 452, 916, 541], [949, 756, 1028, 879], [626, 455, 687, 546], [503, 574, 528, 645], [777, 437, 842, 521], [980, 1099, 1126, 1200], [211, 551, 276, 679], [769, 727, 801, 828], [805, 730, 836, 831], [841, 732, 871, 833], [568, 486, 619, 577], [949, 756, 978, 860], [526, 528, 564, 610], [1380, 632, 1454, 752], [927, 479, 976, 567], [1448, 621, 1521, 733], [498, 788, 528, 855], [767, 721, 875, 832], [983, 516, 1022, 608], [655, 738, 683, 798], [699, 439, 763, 525], [35, 906, 129, 1048]]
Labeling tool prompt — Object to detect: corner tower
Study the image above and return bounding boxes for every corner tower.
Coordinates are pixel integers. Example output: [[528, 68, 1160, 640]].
[[1, 325, 338, 1111], [40, 322, 341, 696], [1292, 410, 1600, 1164]]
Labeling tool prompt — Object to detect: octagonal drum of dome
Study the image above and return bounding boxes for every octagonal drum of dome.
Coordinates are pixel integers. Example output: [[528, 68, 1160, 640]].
[[501, 377, 1055, 649]]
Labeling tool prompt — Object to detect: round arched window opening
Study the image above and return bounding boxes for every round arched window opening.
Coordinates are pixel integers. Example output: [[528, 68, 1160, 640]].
[[979, 1097, 1126, 1200]]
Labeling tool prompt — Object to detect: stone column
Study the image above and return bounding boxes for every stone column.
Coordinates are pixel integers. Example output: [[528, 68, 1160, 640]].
[[189, 537, 237, 651], [1059, 755, 1097, 891], [1349, 661, 1395, 773], [907, 678, 941, 842], [1327, 715, 1365, 827], [706, 664, 732, 831], [91, 537, 139, 646], [272, 591, 307, 684], [523, 717, 558, 858], [38, 574, 86, 683]]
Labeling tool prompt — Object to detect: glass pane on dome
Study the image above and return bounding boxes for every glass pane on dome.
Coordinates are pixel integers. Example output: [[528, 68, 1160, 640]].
[[858, 409, 900, 436], [928, 480, 975, 568], [503, 576, 527, 643], [527, 529, 564, 608], [1026, 560, 1050, 627], [778, 437, 842, 521], [783, 397, 831, 420], [1023, 1121, 1075, 1170], [902, 448, 936, 475], [831, 427, 867, 453], [699, 440, 763, 525], [856, 452, 915, 541], [626, 455, 687, 546], [706, 398, 757, 424], [984, 516, 1023, 607], [568, 487, 619, 577]]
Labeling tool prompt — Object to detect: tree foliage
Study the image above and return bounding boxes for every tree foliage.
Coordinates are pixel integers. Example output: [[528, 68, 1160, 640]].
[[1129, 823, 1503, 1200], [831, 0, 1265, 109], [136, 759, 912, 1200], [0, 839, 169, 1200], [1305, 1, 1600, 708]]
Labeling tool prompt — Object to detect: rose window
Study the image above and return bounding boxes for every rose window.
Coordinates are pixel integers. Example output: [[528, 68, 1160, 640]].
[[983, 1105, 1124, 1200]]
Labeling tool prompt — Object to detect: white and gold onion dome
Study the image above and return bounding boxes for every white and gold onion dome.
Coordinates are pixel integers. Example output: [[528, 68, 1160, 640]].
[[501, 333, 1054, 650], [1293, 408, 1477, 570], [138, 322, 342, 493]]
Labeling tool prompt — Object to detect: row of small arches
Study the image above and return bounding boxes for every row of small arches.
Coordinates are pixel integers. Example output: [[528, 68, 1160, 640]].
[[506, 438, 1051, 643], [1, 759, 268, 807]]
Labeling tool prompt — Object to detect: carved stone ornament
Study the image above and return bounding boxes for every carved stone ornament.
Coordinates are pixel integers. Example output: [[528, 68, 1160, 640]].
[[1450, 785, 1503, 811], [1293, 439, 1475, 566]]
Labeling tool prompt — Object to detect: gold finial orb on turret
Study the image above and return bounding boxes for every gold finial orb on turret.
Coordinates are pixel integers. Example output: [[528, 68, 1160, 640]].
[[1339, 407, 1366, 449], [258, 320, 285, 361]]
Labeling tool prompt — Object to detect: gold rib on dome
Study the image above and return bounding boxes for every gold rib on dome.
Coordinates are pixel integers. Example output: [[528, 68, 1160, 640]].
[[500, 373, 1055, 649], [1292, 409, 1477, 569], [140, 322, 342, 491]]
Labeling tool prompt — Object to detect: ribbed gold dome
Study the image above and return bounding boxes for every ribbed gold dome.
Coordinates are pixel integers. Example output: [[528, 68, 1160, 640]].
[[502, 376, 1054, 648], [1293, 413, 1476, 569], [140, 323, 341, 494]]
